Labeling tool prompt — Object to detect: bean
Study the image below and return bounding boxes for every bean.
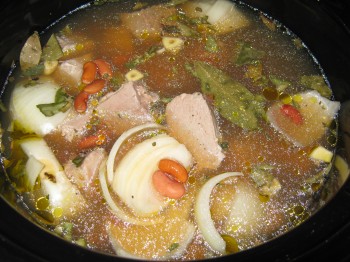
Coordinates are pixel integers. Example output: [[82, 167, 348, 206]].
[[82, 61, 97, 84], [83, 79, 106, 94], [152, 170, 185, 199], [158, 159, 188, 183], [78, 135, 99, 150], [94, 59, 113, 79], [74, 91, 89, 113]]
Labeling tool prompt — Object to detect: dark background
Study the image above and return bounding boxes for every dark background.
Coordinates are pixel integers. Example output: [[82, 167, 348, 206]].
[[0, 0, 350, 261]]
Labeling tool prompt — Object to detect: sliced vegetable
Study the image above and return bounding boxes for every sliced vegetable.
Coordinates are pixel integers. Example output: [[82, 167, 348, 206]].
[[111, 133, 193, 215], [9, 79, 70, 136], [125, 69, 144, 81], [267, 90, 340, 147], [44, 60, 59, 75], [36, 88, 71, 117], [20, 138, 86, 218], [182, 0, 249, 34], [107, 123, 165, 183], [309, 146, 333, 163], [189, 61, 266, 130], [25, 155, 44, 190], [99, 161, 165, 225], [195, 172, 242, 254], [162, 37, 184, 53]]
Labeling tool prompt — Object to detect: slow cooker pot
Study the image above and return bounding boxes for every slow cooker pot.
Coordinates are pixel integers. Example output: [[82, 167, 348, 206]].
[[1, 0, 350, 261]]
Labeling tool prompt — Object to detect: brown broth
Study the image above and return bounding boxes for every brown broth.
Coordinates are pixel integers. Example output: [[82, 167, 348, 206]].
[[1, 0, 340, 260]]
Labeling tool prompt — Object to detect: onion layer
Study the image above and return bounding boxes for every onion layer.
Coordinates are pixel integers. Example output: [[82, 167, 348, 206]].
[[195, 172, 242, 254], [9, 78, 70, 136], [106, 123, 165, 183], [99, 161, 164, 225]]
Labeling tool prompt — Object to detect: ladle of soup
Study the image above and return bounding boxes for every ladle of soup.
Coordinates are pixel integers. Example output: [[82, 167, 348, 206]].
[[0, 0, 348, 260]]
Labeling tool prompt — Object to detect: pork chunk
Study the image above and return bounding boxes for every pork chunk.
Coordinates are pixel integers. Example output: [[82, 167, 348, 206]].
[[166, 93, 224, 169], [53, 54, 92, 95], [121, 5, 175, 39], [64, 148, 107, 189], [58, 81, 158, 141]]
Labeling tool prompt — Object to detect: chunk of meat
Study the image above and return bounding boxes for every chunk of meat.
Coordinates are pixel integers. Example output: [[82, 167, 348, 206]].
[[120, 5, 175, 39], [53, 54, 92, 95], [64, 148, 107, 189], [58, 81, 159, 141], [166, 92, 224, 169]]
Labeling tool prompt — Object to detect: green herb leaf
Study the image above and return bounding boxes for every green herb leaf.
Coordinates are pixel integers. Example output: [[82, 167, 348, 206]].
[[72, 155, 85, 167], [126, 46, 160, 69], [189, 61, 266, 130], [205, 35, 219, 53], [22, 63, 45, 77], [41, 34, 63, 62], [37, 101, 70, 117], [55, 88, 69, 103], [37, 88, 71, 117], [269, 75, 291, 92], [168, 242, 180, 252], [235, 42, 265, 66]]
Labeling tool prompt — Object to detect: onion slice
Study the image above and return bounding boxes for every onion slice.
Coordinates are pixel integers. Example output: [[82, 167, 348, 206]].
[[106, 123, 165, 183], [195, 172, 242, 254], [99, 161, 164, 225]]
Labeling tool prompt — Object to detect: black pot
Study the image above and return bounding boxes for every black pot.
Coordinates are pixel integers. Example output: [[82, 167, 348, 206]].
[[0, 0, 350, 261]]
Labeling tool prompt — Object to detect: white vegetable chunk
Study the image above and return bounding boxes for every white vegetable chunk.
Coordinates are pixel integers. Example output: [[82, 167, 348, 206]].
[[267, 90, 340, 147], [20, 138, 86, 217], [25, 155, 44, 190], [182, 0, 249, 34], [9, 78, 70, 136], [195, 172, 242, 254]]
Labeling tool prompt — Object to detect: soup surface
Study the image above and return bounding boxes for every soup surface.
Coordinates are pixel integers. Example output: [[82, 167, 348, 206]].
[[0, 0, 345, 260]]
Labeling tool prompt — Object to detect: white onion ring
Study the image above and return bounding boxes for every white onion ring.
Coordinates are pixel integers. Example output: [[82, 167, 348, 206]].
[[99, 160, 164, 225], [195, 172, 242, 254], [106, 123, 165, 183]]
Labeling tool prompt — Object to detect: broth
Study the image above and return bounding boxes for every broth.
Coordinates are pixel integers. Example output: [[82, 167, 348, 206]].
[[0, 0, 343, 260]]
